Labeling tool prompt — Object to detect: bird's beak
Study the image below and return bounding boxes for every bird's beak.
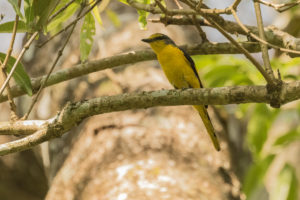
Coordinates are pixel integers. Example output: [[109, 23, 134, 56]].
[[141, 38, 151, 43]]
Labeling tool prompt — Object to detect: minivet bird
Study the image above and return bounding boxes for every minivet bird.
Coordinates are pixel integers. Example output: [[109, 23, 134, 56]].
[[142, 33, 220, 151]]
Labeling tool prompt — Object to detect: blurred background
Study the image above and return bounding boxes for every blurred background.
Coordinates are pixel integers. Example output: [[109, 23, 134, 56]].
[[0, 0, 299, 199]]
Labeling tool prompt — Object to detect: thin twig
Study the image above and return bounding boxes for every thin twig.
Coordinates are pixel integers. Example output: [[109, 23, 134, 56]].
[[231, 8, 300, 56], [192, 15, 208, 42], [197, 14, 274, 85], [155, 0, 169, 14], [48, 0, 77, 22], [138, 0, 300, 56], [179, 0, 208, 42], [159, 0, 273, 84], [180, 0, 195, 9], [177, 0, 208, 42], [37, 0, 102, 48], [173, 0, 183, 9], [253, 1, 275, 81], [231, 0, 241, 10], [256, 0, 300, 12], [127, 0, 232, 15], [0, 0, 22, 120], [0, 31, 38, 97], [195, 0, 203, 10], [23, 6, 85, 120], [151, 15, 300, 58], [163, 1, 274, 85]]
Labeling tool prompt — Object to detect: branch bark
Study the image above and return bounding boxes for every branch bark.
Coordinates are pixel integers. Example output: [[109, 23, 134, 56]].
[[0, 42, 262, 103], [1, 81, 300, 156], [0, 120, 46, 136], [151, 15, 300, 54]]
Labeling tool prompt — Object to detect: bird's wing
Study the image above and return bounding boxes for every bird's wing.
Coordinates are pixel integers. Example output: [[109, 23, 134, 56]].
[[179, 48, 204, 88], [180, 47, 207, 108]]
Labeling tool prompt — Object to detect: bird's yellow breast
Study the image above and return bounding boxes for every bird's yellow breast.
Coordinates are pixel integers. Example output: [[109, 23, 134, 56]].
[[156, 44, 200, 89]]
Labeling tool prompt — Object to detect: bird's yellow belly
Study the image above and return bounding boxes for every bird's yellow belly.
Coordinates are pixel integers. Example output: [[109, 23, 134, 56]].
[[157, 46, 199, 89], [159, 58, 187, 88]]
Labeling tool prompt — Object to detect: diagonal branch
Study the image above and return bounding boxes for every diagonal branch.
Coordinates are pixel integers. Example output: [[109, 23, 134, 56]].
[[0, 0, 22, 120], [1, 80, 300, 156], [231, 8, 300, 56], [197, 13, 274, 85], [149, 15, 298, 48], [175, 0, 274, 85], [48, 0, 77, 22], [144, 1, 300, 56], [253, 1, 275, 80], [0, 31, 38, 96], [256, 0, 300, 12], [38, 0, 102, 48], [23, 6, 85, 119]]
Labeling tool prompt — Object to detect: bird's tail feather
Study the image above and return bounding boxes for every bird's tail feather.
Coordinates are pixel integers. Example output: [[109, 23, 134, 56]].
[[193, 105, 221, 151]]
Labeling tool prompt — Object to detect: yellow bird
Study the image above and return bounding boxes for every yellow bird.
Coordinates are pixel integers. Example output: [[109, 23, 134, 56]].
[[142, 33, 220, 151]]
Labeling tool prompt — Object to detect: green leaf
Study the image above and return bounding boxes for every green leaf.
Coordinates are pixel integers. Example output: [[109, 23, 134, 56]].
[[24, 0, 60, 32], [119, 0, 129, 5], [270, 164, 298, 200], [7, 0, 24, 19], [35, 0, 61, 32], [203, 64, 240, 87], [0, 53, 32, 96], [283, 74, 298, 81], [106, 9, 121, 27], [24, 0, 36, 32], [137, 10, 148, 30], [192, 55, 221, 69], [243, 154, 275, 198], [193, 55, 260, 87], [0, 21, 27, 33], [47, 2, 80, 35], [136, 0, 151, 29], [92, 4, 103, 26], [247, 104, 279, 157], [80, 12, 96, 62], [231, 75, 254, 85], [92, 0, 111, 26], [273, 130, 300, 147]]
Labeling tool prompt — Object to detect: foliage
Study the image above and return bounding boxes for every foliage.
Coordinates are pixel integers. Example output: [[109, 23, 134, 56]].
[[1, 0, 105, 91], [80, 12, 96, 61], [0, 53, 32, 96], [194, 55, 300, 200]]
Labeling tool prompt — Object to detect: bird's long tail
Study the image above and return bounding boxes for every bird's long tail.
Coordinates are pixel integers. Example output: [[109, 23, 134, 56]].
[[193, 105, 220, 151]]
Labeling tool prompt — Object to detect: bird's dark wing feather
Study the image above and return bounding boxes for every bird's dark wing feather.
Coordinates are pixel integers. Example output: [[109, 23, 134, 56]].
[[179, 47, 207, 108], [179, 47, 204, 88]]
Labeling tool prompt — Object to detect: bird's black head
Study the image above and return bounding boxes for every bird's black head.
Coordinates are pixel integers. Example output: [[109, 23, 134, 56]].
[[142, 33, 175, 45]]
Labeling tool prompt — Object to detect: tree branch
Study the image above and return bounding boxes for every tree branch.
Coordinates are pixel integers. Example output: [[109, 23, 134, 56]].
[[254, 1, 275, 80], [150, 15, 300, 55], [195, 10, 274, 85], [0, 42, 262, 103], [1, 81, 300, 156], [0, 32, 38, 96], [256, 0, 300, 12], [0, 120, 46, 136], [0, 0, 21, 120], [23, 5, 85, 119], [127, 0, 232, 15]]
